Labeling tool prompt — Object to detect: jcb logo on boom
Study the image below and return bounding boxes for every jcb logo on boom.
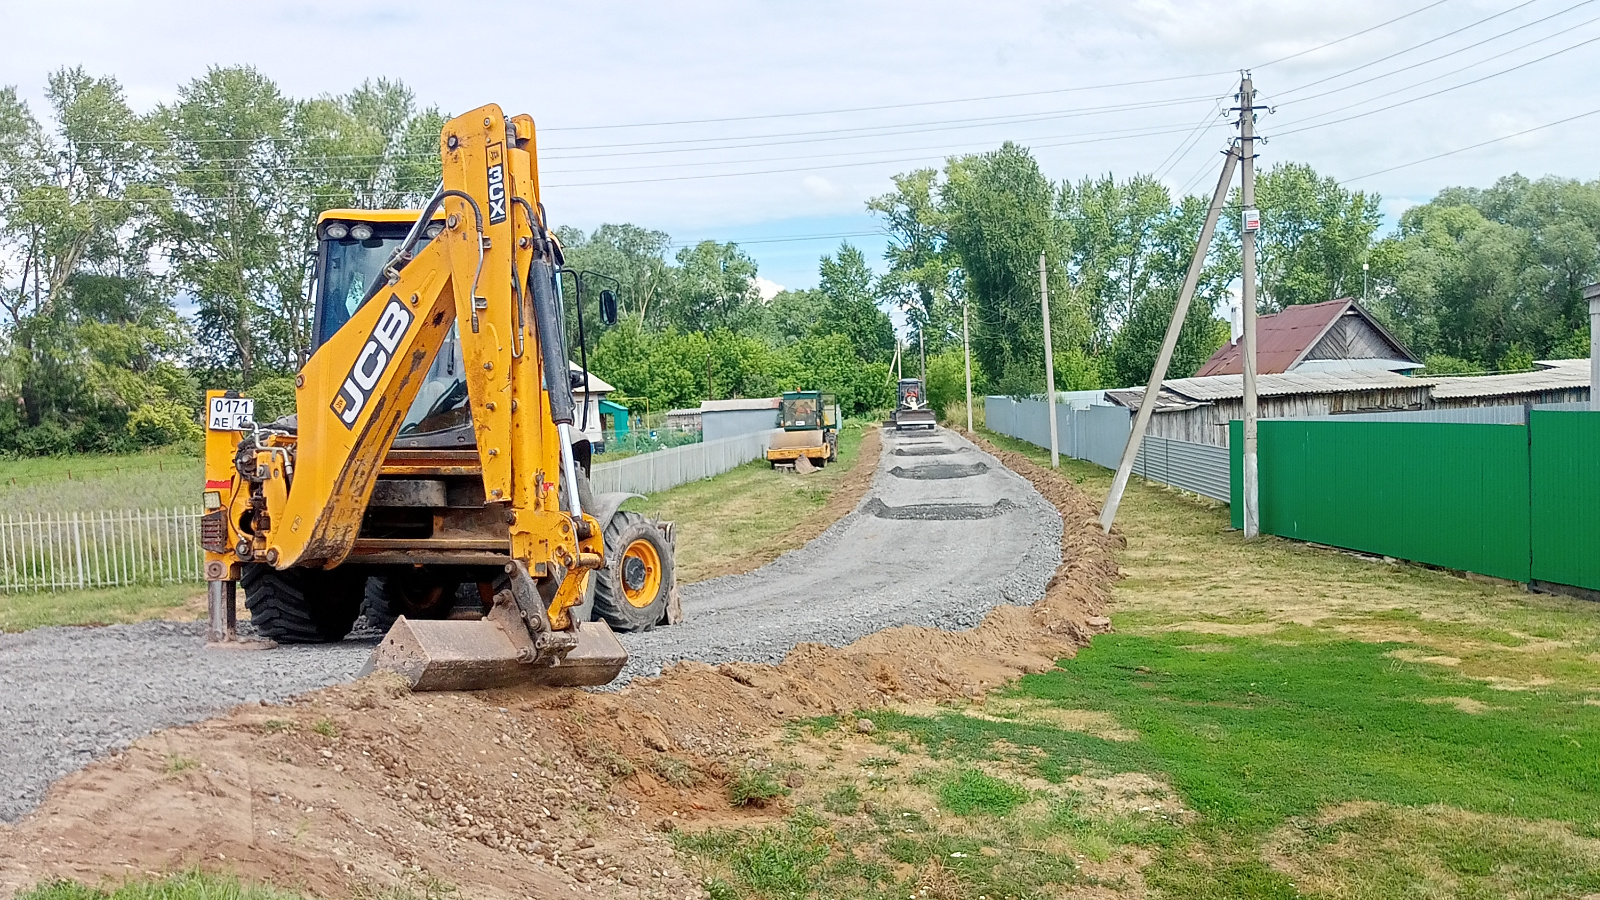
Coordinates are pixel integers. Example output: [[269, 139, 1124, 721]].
[[331, 297, 414, 428], [486, 143, 507, 225]]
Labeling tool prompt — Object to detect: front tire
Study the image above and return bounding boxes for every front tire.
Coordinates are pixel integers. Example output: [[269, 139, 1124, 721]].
[[361, 573, 461, 633], [242, 564, 365, 643], [592, 511, 674, 633]]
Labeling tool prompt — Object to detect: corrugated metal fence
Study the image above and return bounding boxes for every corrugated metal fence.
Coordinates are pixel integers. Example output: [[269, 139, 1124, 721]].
[[0, 508, 203, 592], [1229, 406, 1600, 593], [591, 428, 776, 494], [985, 396, 1231, 501]]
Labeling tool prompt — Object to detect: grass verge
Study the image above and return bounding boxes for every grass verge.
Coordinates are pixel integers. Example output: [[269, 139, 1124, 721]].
[[622, 421, 878, 583], [0, 450, 200, 512], [671, 426, 1600, 900], [0, 582, 204, 632]]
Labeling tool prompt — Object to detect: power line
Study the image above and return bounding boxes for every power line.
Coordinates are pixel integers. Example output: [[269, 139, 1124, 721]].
[[1272, 28, 1600, 137], [1253, 0, 1459, 68], [1340, 104, 1600, 181], [1276, 0, 1558, 96], [1277, 0, 1600, 107]]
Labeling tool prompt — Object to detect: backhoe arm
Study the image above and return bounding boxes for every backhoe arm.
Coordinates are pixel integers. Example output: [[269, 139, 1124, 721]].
[[260, 104, 601, 623]]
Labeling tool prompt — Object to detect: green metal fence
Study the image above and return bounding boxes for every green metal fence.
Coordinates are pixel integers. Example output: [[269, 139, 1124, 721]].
[[1530, 409, 1600, 591], [1231, 410, 1600, 590]]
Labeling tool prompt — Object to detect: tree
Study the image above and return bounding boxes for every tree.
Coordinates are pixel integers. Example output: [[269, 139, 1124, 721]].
[[815, 242, 894, 363], [941, 142, 1088, 393], [1060, 173, 1175, 351], [661, 240, 758, 333], [556, 223, 674, 324], [868, 169, 960, 353], [1221, 162, 1382, 312]]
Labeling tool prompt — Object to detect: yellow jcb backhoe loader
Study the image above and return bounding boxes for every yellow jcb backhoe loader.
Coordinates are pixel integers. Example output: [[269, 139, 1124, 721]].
[[199, 103, 674, 691]]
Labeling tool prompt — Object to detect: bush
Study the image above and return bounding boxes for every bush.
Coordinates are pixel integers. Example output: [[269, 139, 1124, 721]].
[[126, 400, 202, 447]]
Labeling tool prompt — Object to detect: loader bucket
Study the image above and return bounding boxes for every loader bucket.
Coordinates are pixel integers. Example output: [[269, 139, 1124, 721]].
[[363, 616, 628, 691]]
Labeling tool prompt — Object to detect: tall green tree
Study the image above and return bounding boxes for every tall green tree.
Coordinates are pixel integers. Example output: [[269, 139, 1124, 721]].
[[1220, 162, 1382, 312], [815, 242, 894, 363], [868, 168, 960, 353], [661, 240, 758, 333], [941, 142, 1088, 393]]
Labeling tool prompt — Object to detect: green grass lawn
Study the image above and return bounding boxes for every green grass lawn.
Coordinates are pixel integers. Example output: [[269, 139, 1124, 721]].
[[675, 427, 1600, 900], [622, 421, 873, 583], [0, 582, 204, 632], [0, 450, 201, 512]]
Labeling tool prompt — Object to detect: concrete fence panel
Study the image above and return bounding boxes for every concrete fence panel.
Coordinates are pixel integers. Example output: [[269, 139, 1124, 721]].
[[591, 429, 777, 495]]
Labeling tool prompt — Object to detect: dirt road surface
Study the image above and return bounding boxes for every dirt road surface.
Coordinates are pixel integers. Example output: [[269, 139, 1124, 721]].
[[0, 431, 1115, 900], [0, 426, 1059, 836]]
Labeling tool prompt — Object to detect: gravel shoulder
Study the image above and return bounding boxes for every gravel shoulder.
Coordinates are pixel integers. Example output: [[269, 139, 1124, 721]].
[[0, 425, 1062, 825]]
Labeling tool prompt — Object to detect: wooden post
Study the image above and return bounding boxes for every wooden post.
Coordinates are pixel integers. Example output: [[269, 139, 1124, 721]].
[[1040, 253, 1059, 468]]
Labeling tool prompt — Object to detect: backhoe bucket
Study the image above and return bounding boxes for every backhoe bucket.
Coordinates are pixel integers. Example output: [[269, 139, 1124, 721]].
[[363, 616, 628, 691]]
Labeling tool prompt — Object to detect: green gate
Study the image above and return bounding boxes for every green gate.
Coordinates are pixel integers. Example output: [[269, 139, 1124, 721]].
[[1530, 409, 1600, 591]]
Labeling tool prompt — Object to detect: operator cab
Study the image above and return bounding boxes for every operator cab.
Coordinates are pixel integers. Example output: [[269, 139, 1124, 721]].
[[311, 210, 470, 447]]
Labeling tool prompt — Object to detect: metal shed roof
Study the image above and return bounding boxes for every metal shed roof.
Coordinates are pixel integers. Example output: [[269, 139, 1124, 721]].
[[1429, 359, 1591, 399]]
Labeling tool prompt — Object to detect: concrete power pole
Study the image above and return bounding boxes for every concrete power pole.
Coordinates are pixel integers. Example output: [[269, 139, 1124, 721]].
[[1240, 72, 1262, 539], [963, 300, 974, 433], [1586, 282, 1600, 411], [1040, 252, 1059, 468]]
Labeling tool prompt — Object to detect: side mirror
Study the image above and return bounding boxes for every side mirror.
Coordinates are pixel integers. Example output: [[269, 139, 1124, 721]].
[[599, 289, 618, 326]]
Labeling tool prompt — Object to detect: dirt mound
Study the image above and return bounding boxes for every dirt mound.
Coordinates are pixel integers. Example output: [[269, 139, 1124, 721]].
[[0, 429, 1119, 900]]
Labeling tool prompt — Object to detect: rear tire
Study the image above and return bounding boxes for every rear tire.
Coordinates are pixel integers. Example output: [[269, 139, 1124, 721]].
[[361, 574, 461, 633], [242, 564, 365, 643], [593, 511, 674, 633]]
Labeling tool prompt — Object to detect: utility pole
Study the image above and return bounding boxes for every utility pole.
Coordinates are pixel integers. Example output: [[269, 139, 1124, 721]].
[[963, 299, 974, 433], [1363, 261, 1370, 303], [919, 325, 927, 383], [1100, 144, 1239, 532], [1040, 252, 1059, 468], [1240, 72, 1262, 540]]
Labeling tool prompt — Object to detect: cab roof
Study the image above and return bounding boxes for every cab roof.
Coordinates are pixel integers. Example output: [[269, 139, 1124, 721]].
[[316, 208, 445, 224]]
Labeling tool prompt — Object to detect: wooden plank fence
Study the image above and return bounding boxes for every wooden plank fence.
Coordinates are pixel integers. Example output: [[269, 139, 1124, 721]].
[[0, 508, 203, 592]]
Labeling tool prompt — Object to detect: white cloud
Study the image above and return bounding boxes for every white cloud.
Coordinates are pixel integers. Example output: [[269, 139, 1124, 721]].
[[4, 0, 1596, 254], [754, 276, 785, 301]]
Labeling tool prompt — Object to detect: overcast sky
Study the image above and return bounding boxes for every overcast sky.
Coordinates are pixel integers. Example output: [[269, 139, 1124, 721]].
[[7, 0, 1600, 291]]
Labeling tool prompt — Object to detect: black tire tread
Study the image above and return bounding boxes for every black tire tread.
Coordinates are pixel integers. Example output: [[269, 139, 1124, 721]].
[[242, 564, 364, 643]]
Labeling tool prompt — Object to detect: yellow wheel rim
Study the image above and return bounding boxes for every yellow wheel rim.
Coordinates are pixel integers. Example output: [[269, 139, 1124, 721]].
[[621, 538, 663, 608]]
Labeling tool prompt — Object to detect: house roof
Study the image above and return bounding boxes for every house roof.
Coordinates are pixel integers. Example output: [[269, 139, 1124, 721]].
[[1194, 298, 1419, 377], [1429, 359, 1591, 399], [569, 362, 615, 394], [1106, 359, 1591, 410]]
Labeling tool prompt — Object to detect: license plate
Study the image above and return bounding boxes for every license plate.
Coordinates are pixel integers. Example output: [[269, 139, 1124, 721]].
[[208, 397, 255, 431]]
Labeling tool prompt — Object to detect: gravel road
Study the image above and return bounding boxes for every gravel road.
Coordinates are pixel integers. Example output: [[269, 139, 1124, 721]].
[[0, 426, 1061, 823], [616, 427, 1062, 681]]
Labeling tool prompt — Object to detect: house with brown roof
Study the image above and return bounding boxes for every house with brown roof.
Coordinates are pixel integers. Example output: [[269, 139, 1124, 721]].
[[1195, 298, 1421, 377]]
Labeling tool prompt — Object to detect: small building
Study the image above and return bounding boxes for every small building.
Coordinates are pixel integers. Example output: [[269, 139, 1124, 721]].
[[665, 408, 702, 434], [1107, 359, 1592, 447], [569, 363, 616, 448], [1196, 298, 1422, 377], [598, 398, 630, 443], [700, 397, 781, 442]]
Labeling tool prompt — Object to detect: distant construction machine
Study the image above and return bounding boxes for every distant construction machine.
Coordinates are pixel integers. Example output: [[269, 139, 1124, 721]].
[[199, 103, 676, 692], [890, 378, 936, 431], [765, 390, 839, 469]]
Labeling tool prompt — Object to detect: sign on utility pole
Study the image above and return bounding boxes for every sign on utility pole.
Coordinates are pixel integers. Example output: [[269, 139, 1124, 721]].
[[1040, 252, 1059, 468], [1240, 73, 1261, 540]]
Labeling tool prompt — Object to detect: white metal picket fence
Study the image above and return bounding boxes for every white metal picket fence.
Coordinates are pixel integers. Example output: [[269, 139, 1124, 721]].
[[0, 431, 778, 594], [0, 508, 204, 592]]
